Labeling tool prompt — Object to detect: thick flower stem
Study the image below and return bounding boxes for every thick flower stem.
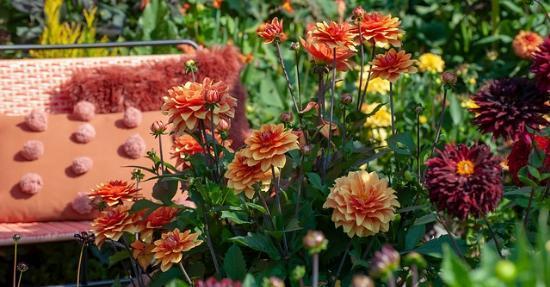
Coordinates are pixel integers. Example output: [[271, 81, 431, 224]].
[[178, 262, 193, 286], [272, 166, 289, 257], [12, 240, 18, 287], [76, 243, 85, 287], [389, 82, 396, 135], [358, 42, 376, 111], [431, 88, 448, 155], [203, 211, 221, 276], [485, 216, 504, 258], [312, 253, 319, 287]]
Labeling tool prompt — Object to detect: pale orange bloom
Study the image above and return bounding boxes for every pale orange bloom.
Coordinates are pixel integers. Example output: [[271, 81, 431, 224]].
[[323, 171, 399, 237], [282, 0, 294, 13], [242, 124, 300, 171], [352, 12, 403, 47], [88, 180, 140, 207], [512, 30, 543, 59], [370, 49, 417, 82], [309, 21, 357, 50], [300, 37, 355, 70], [141, 206, 179, 243], [171, 134, 204, 169], [257, 17, 288, 44], [131, 240, 155, 269], [91, 204, 143, 247], [225, 150, 273, 199], [152, 229, 203, 272]]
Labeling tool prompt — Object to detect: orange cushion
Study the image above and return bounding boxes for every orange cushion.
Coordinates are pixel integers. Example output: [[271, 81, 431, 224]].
[[0, 112, 172, 223]]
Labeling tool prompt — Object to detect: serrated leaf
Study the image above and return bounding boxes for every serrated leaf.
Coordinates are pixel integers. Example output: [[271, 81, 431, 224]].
[[306, 172, 324, 191], [224, 245, 247, 280]]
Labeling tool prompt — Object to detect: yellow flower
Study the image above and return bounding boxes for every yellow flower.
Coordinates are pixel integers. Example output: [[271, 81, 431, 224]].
[[355, 68, 390, 95], [369, 128, 389, 144], [461, 98, 479, 109], [361, 103, 391, 128], [418, 53, 445, 73], [419, 115, 427, 124], [323, 171, 400, 237]]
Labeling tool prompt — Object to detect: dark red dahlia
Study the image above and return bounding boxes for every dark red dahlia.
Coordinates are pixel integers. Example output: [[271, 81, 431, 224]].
[[195, 277, 241, 287], [531, 36, 550, 93], [508, 133, 550, 185], [424, 144, 503, 219], [470, 78, 549, 141]]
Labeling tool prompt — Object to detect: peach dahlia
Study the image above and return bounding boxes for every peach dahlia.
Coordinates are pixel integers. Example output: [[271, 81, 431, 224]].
[[225, 150, 273, 199], [152, 228, 203, 272], [91, 205, 142, 247], [512, 30, 543, 59], [323, 171, 400, 238], [352, 12, 403, 47], [370, 49, 417, 82], [171, 134, 204, 168], [242, 124, 300, 171], [88, 180, 140, 207]]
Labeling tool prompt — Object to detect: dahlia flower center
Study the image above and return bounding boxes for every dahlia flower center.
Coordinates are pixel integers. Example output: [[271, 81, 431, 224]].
[[259, 131, 276, 142], [456, 160, 475, 176]]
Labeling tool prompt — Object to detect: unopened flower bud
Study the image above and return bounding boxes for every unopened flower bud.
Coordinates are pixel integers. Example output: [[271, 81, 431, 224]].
[[218, 119, 230, 131], [351, 274, 374, 287], [150, 120, 167, 135], [263, 277, 285, 287], [495, 260, 517, 283], [341, 93, 353, 105], [290, 42, 300, 50], [302, 144, 312, 154], [403, 252, 427, 269], [369, 244, 400, 279], [290, 266, 306, 282], [205, 90, 221, 103], [303, 230, 328, 254], [352, 6, 366, 20], [280, 112, 293, 123], [441, 71, 457, 87], [12, 234, 21, 242], [185, 59, 198, 74], [17, 263, 28, 272]]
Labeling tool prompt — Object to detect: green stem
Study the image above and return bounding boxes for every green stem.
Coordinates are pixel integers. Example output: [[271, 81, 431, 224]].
[[272, 166, 288, 257], [431, 88, 448, 155], [358, 42, 376, 111], [312, 253, 319, 287], [389, 82, 396, 135], [178, 262, 193, 285], [485, 216, 504, 258], [12, 240, 18, 287], [76, 243, 85, 287]]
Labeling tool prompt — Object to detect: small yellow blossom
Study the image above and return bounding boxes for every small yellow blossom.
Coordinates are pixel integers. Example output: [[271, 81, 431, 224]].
[[419, 115, 427, 124], [418, 53, 445, 73], [355, 67, 391, 95], [362, 103, 391, 128], [461, 98, 479, 109]]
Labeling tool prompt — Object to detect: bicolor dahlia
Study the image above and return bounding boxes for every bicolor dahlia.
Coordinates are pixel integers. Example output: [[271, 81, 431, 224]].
[[225, 150, 272, 199], [241, 124, 300, 171], [162, 78, 237, 133], [531, 36, 550, 93], [370, 49, 417, 82], [152, 228, 202, 272], [323, 171, 400, 237], [424, 144, 503, 219], [88, 180, 140, 207], [470, 78, 549, 140], [352, 12, 403, 47], [300, 36, 355, 70], [91, 205, 142, 247], [257, 17, 287, 44], [512, 30, 543, 60], [418, 53, 445, 73], [508, 133, 550, 185], [131, 240, 155, 269], [309, 21, 357, 50], [171, 134, 204, 168]]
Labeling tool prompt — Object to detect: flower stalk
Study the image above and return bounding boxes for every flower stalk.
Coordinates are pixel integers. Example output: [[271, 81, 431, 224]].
[[178, 262, 193, 285], [389, 82, 396, 135], [431, 87, 448, 155], [12, 234, 20, 287], [358, 41, 376, 111], [485, 216, 504, 258]]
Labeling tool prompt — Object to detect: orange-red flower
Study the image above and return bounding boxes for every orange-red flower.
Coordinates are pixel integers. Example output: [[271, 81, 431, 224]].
[[352, 12, 403, 47], [512, 30, 543, 59], [140, 206, 179, 243], [225, 150, 273, 199], [88, 180, 140, 207], [162, 78, 236, 133], [242, 124, 300, 171], [309, 21, 357, 50], [152, 229, 203, 272], [370, 49, 417, 82], [300, 37, 355, 70], [171, 134, 204, 168], [323, 171, 399, 237], [91, 204, 142, 247], [282, 0, 293, 13], [131, 240, 155, 269], [212, 0, 223, 9], [257, 17, 287, 44]]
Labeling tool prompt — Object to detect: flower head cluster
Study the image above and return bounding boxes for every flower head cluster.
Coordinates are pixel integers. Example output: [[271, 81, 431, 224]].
[[424, 144, 503, 219], [418, 53, 445, 73], [323, 171, 400, 237], [152, 228, 202, 272], [371, 49, 417, 82], [531, 36, 550, 93], [352, 11, 403, 47], [257, 17, 287, 44], [131, 240, 155, 269], [301, 21, 357, 70], [512, 31, 543, 59], [470, 78, 549, 140], [140, 206, 180, 242], [88, 180, 140, 207], [91, 204, 143, 247], [162, 78, 237, 133]]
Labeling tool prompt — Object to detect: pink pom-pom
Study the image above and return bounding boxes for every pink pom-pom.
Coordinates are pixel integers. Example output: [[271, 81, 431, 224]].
[[25, 109, 48, 132], [71, 156, 93, 175], [123, 107, 143, 128], [73, 101, 96, 121], [71, 192, 93, 214], [73, 123, 96, 143], [122, 134, 146, 159], [21, 140, 44, 161], [19, 173, 43, 194]]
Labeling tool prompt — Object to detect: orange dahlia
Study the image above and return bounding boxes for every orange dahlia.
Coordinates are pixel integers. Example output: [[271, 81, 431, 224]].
[[88, 180, 140, 207], [131, 240, 155, 269], [323, 171, 400, 237], [152, 228, 203, 272], [141, 206, 179, 243], [512, 30, 543, 59], [225, 150, 273, 199], [171, 134, 204, 168], [309, 21, 357, 50], [242, 124, 300, 171], [352, 12, 403, 47], [91, 204, 142, 247], [162, 78, 237, 133], [370, 49, 417, 82], [257, 17, 287, 44], [300, 36, 355, 70]]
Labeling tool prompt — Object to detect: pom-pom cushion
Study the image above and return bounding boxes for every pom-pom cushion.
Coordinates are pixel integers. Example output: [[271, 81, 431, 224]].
[[20, 140, 44, 161], [0, 111, 171, 223], [25, 110, 48, 132], [72, 100, 96, 121], [73, 123, 96, 144]]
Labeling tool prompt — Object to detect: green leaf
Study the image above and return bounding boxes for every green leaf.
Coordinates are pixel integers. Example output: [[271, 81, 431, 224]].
[[230, 233, 281, 260], [152, 177, 179, 204], [306, 172, 324, 191], [131, 199, 161, 213], [388, 133, 415, 155], [405, 225, 426, 250], [108, 250, 129, 267], [440, 245, 473, 287], [165, 279, 188, 287], [449, 94, 462, 125], [414, 213, 437, 225], [221, 211, 251, 225], [224, 245, 247, 280], [415, 235, 466, 258], [242, 274, 257, 287], [285, 218, 302, 233]]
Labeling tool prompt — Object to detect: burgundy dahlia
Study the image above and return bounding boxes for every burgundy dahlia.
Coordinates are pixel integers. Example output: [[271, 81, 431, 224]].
[[424, 144, 503, 219], [470, 78, 549, 140], [195, 277, 242, 287], [531, 36, 550, 93], [508, 133, 550, 185]]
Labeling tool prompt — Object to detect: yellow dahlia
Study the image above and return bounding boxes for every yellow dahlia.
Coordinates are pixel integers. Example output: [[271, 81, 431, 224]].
[[418, 53, 445, 73], [323, 171, 399, 237], [225, 150, 273, 199], [242, 124, 300, 171], [371, 49, 417, 82], [88, 180, 140, 207], [152, 228, 202, 272], [355, 68, 390, 94], [362, 103, 391, 128], [91, 204, 143, 247]]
